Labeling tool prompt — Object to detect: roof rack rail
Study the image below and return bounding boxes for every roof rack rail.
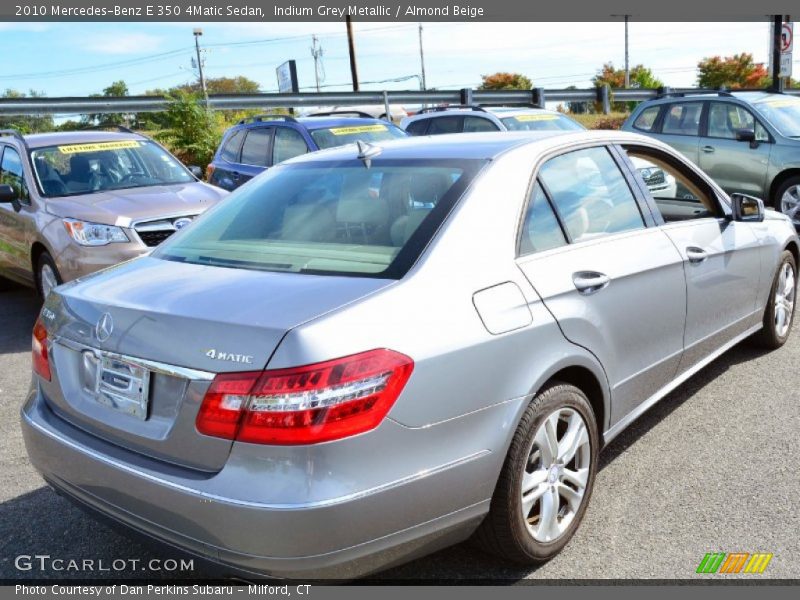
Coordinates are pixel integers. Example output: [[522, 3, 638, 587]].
[[416, 104, 486, 114], [655, 89, 734, 99], [0, 128, 30, 152], [238, 114, 298, 125], [306, 110, 375, 119]]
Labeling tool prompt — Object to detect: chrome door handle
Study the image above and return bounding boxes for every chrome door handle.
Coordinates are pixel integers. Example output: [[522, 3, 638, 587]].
[[573, 271, 610, 295], [686, 246, 708, 263], [701, 145, 715, 153]]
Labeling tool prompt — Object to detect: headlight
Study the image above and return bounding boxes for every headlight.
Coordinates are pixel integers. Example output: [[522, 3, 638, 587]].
[[63, 218, 129, 246]]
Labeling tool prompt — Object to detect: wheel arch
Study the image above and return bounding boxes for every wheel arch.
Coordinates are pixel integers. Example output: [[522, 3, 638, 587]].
[[30, 241, 51, 274], [784, 239, 799, 268], [768, 169, 800, 207]]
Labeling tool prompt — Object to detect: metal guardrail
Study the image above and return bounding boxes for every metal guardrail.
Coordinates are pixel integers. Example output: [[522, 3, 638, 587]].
[[1, 87, 798, 117]]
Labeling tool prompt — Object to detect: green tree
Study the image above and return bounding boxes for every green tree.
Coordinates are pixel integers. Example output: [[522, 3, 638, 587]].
[[83, 80, 132, 127], [592, 62, 663, 111], [0, 89, 55, 133], [154, 91, 223, 169], [697, 53, 770, 89], [479, 72, 533, 90]]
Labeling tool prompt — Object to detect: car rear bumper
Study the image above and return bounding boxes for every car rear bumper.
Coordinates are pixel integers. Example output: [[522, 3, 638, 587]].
[[21, 386, 513, 578]]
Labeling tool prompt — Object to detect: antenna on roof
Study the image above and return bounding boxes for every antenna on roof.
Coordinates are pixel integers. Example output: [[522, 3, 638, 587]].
[[356, 140, 382, 169]]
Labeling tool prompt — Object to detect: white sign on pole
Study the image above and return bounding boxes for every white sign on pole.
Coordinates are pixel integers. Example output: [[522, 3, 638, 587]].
[[780, 22, 793, 78], [780, 53, 793, 78]]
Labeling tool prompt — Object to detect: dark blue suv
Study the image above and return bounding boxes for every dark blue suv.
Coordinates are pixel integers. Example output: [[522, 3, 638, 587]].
[[207, 114, 407, 191]]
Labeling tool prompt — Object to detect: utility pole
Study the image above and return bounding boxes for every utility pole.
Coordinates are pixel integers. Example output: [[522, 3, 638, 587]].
[[193, 28, 208, 109], [418, 23, 427, 90], [624, 15, 630, 88], [771, 15, 784, 92], [310, 35, 324, 93], [346, 16, 359, 91]]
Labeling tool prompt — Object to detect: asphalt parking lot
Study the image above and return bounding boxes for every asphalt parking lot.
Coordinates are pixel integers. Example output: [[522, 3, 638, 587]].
[[1, 281, 798, 582]]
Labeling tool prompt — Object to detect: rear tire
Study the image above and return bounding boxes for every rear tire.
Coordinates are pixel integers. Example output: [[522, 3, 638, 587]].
[[752, 250, 796, 349], [772, 176, 800, 225], [35, 252, 62, 300], [475, 382, 598, 564]]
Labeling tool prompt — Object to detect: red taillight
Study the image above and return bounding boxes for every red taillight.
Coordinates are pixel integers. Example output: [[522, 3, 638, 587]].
[[32, 317, 51, 381], [196, 349, 413, 445]]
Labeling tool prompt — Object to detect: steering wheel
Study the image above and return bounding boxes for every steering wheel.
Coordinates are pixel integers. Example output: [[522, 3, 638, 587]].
[[118, 173, 144, 185]]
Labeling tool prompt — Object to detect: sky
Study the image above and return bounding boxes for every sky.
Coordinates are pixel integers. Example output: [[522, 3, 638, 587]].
[[0, 20, 794, 105]]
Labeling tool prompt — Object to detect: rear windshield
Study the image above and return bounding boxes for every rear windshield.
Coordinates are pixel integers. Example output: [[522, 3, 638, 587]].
[[753, 97, 800, 138], [154, 159, 486, 278], [500, 113, 584, 132], [309, 123, 407, 149], [30, 140, 194, 197]]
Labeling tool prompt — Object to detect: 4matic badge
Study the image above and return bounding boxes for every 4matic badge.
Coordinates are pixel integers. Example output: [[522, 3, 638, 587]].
[[205, 349, 254, 364]]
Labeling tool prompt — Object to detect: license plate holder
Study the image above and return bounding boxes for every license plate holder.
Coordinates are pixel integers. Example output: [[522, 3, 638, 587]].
[[89, 353, 151, 420]]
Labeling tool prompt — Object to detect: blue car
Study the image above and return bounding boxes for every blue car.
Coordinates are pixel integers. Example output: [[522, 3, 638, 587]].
[[207, 114, 408, 191]]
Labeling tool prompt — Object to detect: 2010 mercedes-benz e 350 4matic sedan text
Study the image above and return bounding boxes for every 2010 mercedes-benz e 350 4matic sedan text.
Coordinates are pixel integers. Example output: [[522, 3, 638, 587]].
[[21, 131, 798, 578]]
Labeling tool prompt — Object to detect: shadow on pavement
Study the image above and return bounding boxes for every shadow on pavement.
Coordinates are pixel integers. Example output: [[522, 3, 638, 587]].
[[0, 283, 40, 355]]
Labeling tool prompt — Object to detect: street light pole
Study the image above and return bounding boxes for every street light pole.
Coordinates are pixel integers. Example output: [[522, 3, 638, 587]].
[[310, 34, 323, 93], [346, 16, 360, 91], [624, 15, 630, 88], [418, 23, 427, 90], [193, 28, 209, 109]]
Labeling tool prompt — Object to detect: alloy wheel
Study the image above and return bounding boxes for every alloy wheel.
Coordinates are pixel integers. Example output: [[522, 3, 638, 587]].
[[40, 264, 58, 299], [521, 407, 591, 543], [780, 184, 800, 226], [774, 261, 796, 338]]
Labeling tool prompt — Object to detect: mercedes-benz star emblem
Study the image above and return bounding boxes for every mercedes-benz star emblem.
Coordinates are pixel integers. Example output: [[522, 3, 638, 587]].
[[95, 313, 114, 342], [173, 217, 193, 230]]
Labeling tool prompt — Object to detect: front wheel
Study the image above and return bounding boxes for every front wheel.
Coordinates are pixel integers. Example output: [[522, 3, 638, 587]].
[[475, 382, 598, 563], [35, 252, 62, 300], [773, 176, 800, 226], [752, 250, 796, 349]]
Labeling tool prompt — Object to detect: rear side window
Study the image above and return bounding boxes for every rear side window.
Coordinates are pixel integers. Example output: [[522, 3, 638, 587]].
[[405, 120, 429, 136], [463, 116, 499, 132], [155, 159, 486, 278], [539, 146, 644, 243], [220, 130, 244, 162], [519, 182, 567, 255], [240, 128, 272, 167], [273, 127, 308, 164], [633, 106, 661, 132], [426, 116, 463, 135], [0, 146, 29, 202], [661, 102, 703, 136]]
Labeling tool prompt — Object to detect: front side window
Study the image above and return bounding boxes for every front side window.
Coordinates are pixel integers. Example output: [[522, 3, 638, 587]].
[[519, 181, 567, 255], [622, 145, 721, 223], [240, 128, 272, 167], [155, 159, 486, 278], [0, 146, 29, 202], [425, 117, 463, 135], [661, 102, 703, 136], [538, 146, 644, 242], [30, 140, 193, 198], [707, 102, 769, 141], [463, 116, 500, 132], [309, 123, 406, 149], [273, 127, 309, 164]]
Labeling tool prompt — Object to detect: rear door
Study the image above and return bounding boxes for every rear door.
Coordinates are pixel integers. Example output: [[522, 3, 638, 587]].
[[0, 145, 36, 284], [657, 101, 704, 164], [516, 145, 687, 424], [698, 101, 772, 198]]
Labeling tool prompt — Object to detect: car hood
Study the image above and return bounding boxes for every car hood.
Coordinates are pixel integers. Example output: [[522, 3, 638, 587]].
[[45, 182, 227, 226]]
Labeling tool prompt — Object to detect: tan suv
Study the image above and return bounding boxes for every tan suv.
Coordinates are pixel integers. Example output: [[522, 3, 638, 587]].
[[0, 129, 227, 297]]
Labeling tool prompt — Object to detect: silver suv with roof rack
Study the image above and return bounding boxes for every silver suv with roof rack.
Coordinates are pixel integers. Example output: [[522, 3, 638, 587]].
[[0, 128, 227, 297], [400, 104, 584, 136], [622, 90, 800, 225]]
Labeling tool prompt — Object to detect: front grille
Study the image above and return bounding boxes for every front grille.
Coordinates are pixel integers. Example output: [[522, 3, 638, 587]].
[[642, 169, 666, 186], [137, 230, 175, 247]]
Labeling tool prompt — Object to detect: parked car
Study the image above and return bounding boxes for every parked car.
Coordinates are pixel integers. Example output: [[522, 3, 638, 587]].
[[307, 104, 408, 123], [622, 91, 800, 224], [207, 114, 408, 191], [401, 105, 584, 135], [23, 130, 797, 579], [0, 129, 227, 298]]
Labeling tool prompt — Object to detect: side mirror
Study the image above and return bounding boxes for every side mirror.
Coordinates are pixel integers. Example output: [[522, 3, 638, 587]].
[[0, 184, 18, 204], [735, 128, 759, 149], [188, 166, 203, 179], [731, 192, 764, 223]]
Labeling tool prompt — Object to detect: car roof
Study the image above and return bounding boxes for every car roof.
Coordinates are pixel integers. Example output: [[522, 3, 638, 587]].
[[282, 129, 658, 163], [640, 91, 791, 107], [21, 131, 146, 149]]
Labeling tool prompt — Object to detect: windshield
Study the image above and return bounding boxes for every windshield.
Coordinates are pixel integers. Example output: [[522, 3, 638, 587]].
[[30, 139, 194, 197], [154, 158, 485, 278], [500, 113, 584, 132], [309, 123, 407, 149], [753, 97, 800, 137]]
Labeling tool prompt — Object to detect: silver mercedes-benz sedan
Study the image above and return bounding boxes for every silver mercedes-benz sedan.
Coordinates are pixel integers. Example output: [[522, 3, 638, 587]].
[[22, 130, 798, 578]]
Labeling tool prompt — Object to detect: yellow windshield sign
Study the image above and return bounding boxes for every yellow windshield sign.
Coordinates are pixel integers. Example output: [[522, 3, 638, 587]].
[[329, 125, 388, 135], [515, 114, 559, 122], [57, 141, 141, 154]]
